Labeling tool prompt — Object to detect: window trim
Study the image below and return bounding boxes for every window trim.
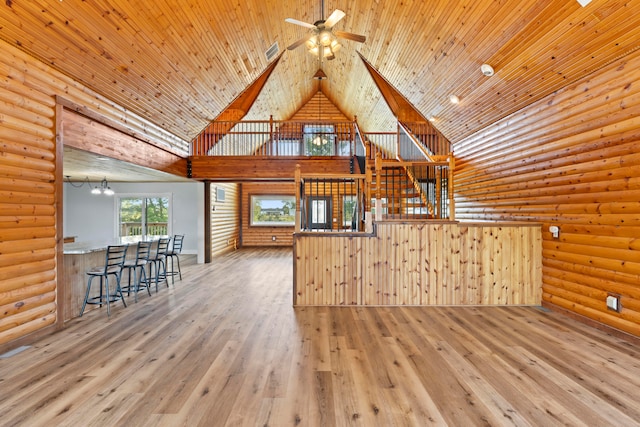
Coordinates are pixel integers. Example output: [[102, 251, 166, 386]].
[[249, 194, 296, 227], [115, 192, 173, 238]]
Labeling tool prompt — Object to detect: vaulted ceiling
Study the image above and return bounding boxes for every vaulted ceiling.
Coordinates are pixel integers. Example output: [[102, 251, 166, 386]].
[[1, 0, 639, 153]]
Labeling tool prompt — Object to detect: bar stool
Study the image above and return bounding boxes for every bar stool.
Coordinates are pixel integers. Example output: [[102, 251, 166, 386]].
[[80, 245, 128, 317], [146, 237, 171, 292], [121, 240, 152, 302], [166, 234, 184, 284]]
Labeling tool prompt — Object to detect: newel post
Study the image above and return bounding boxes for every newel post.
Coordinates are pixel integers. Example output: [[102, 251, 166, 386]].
[[448, 153, 455, 221], [375, 151, 382, 222]]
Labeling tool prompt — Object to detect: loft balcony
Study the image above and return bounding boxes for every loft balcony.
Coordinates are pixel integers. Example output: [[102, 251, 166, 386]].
[[188, 118, 455, 228], [188, 119, 362, 181]]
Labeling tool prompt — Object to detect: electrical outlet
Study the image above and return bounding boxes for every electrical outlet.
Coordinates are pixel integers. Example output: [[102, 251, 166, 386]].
[[272, 236, 276, 241]]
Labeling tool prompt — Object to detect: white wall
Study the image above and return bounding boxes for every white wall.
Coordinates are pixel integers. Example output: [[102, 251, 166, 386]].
[[64, 181, 204, 260]]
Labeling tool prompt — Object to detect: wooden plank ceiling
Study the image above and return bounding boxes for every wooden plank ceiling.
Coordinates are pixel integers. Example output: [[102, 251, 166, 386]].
[[1, 0, 639, 150]]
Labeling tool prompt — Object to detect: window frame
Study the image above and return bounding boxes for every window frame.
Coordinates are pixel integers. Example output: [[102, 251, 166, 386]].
[[249, 194, 296, 227], [115, 193, 173, 238]]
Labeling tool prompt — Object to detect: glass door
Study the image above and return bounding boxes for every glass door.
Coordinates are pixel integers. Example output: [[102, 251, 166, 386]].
[[118, 195, 170, 237]]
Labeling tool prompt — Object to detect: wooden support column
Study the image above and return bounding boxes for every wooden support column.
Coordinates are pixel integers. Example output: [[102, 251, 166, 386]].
[[448, 153, 455, 221], [204, 181, 211, 263], [55, 103, 65, 328], [375, 152, 382, 221]]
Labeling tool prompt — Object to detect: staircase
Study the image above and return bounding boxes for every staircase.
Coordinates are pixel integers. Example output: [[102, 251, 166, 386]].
[[370, 163, 433, 219]]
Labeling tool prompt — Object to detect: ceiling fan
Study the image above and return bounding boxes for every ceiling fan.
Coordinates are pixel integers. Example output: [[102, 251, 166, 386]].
[[285, 2, 366, 60]]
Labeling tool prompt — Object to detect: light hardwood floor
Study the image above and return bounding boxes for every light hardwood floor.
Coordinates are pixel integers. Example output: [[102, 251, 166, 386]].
[[1, 248, 639, 426]]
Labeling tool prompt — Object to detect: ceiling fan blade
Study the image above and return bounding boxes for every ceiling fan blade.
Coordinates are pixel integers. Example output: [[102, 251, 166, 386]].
[[287, 34, 312, 50], [334, 30, 366, 43], [324, 9, 346, 28], [285, 18, 317, 29]]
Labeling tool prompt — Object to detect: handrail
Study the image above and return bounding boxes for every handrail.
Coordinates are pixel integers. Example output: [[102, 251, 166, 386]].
[[353, 119, 367, 158], [191, 119, 357, 156], [295, 165, 369, 233], [397, 122, 434, 162], [401, 121, 452, 157]]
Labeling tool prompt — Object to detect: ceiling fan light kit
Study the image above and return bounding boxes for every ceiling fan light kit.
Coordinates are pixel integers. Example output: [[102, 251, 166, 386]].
[[285, 5, 365, 60]]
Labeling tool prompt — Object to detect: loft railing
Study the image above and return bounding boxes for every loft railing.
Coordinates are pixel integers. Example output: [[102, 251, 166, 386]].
[[364, 132, 397, 160], [398, 122, 434, 162], [364, 124, 449, 163], [190, 118, 358, 157], [295, 167, 369, 233], [401, 121, 451, 158]]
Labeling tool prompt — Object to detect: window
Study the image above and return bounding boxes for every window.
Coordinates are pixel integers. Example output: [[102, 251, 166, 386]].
[[336, 139, 352, 156], [371, 198, 388, 216], [250, 195, 296, 226], [304, 124, 335, 156], [343, 195, 357, 228], [118, 195, 171, 237]]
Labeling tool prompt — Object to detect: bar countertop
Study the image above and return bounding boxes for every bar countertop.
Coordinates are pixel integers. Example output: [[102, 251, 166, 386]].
[[63, 235, 168, 255]]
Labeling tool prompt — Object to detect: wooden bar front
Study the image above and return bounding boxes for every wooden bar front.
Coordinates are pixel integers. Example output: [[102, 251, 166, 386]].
[[293, 221, 542, 306]]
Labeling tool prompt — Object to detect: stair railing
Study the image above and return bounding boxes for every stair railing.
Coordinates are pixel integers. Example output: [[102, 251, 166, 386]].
[[294, 165, 369, 233], [397, 122, 434, 162]]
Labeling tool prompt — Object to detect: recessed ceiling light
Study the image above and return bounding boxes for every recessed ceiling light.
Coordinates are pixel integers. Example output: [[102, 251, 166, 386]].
[[449, 95, 460, 104]]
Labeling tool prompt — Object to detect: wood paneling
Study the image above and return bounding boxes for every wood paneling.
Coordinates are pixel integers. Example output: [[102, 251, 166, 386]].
[[454, 49, 640, 337], [294, 221, 542, 306], [189, 156, 352, 180], [242, 182, 296, 247], [0, 38, 189, 349], [210, 183, 240, 258], [62, 250, 106, 320], [3, 1, 640, 143], [289, 91, 350, 122], [62, 109, 188, 178], [0, 53, 57, 346]]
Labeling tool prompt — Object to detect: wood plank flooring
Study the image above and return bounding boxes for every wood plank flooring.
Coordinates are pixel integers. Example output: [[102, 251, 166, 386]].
[[1, 247, 639, 426]]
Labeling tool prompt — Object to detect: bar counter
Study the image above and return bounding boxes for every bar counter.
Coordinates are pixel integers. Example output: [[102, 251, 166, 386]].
[[63, 236, 167, 321]]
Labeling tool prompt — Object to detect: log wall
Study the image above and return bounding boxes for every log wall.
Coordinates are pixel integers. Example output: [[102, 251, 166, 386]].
[[242, 182, 296, 247], [453, 49, 640, 337], [0, 39, 188, 349], [0, 76, 57, 346], [210, 183, 241, 257], [293, 221, 542, 306]]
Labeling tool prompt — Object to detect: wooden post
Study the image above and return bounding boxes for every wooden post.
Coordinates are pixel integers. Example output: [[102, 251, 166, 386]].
[[448, 153, 455, 221], [365, 162, 373, 233], [55, 102, 65, 330], [436, 166, 442, 219], [204, 181, 212, 263], [375, 152, 382, 221]]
